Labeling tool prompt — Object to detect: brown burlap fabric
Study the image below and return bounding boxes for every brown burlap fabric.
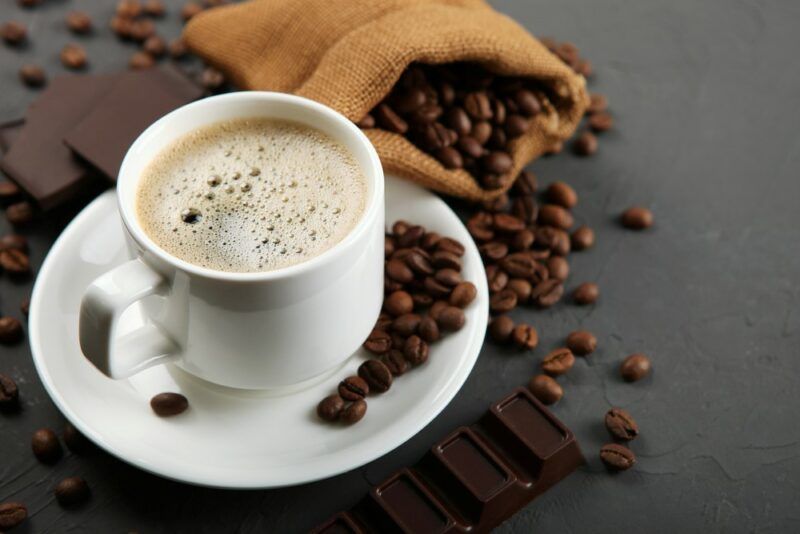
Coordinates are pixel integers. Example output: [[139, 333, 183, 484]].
[[183, 0, 589, 201]]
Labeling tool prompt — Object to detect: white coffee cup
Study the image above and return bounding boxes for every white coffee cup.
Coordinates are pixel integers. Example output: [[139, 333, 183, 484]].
[[79, 92, 385, 389]]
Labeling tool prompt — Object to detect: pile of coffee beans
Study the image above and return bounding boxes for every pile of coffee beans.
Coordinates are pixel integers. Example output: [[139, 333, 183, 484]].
[[358, 62, 564, 190], [317, 221, 476, 425]]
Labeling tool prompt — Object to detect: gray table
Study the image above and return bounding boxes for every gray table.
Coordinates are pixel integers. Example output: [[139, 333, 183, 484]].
[[1, 1, 798, 532]]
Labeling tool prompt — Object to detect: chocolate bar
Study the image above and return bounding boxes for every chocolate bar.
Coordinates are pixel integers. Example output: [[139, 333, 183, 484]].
[[0, 118, 25, 152], [312, 388, 584, 533]]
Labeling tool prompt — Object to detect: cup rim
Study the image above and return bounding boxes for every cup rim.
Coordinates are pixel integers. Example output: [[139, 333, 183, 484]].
[[117, 91, 384, 283]]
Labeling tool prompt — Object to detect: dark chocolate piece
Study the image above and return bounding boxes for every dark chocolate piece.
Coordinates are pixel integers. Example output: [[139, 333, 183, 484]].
[[312, 388, 583, 533], [63, 65, 203, 180], [0, 75, 119, 209], [0, 118, 25, 152]]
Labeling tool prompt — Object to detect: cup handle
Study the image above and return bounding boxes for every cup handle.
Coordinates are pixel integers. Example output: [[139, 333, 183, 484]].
[[79, 258, 178, 378]]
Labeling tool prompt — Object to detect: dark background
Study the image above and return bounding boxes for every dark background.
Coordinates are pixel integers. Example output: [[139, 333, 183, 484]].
[[2, 1, 799, 532]]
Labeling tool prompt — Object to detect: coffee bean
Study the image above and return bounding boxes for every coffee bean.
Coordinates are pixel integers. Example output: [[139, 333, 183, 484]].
[[1, 234, 28, 252], [507, 278, 532, 303], [546, 256, 569, 281], [150, 392, 188, 417], [511, 323, 538, 350], [168, 37, 188, 58], [437, 306, 465, 332], [393, 87, 426, 113], [0, 373, 19, 410], [181, 2, 204, 21], [381, 349, 409, 376], [66, 11, 92, 34], [130, 51, 155, 69], [386, 258, 413, 284], [1, 21, 27, 45], [0, 502, 27, 531], [487, 315, 514, 344], [573, 131, 598, 156], [0, 248, 30, 275], [490, 289, 517, 314], [363, 328, 392, 354], [544, 181, 578, 209], [32, 428, 62, 463], [566, 330, 597, 356], [411, 292, 433, 309], [444, 107, 472, 135], [392, 313, 421, 337], [416, 123, 451, 151], [404, 249, 434, 276], [620, 353, 651, 382], [338, 376, 369, 401], [587, 93, 608, 114], [531, 279, 563, 307], [492, 213, 524, 233], [117, 0, 143, 17], [599, 443, 636, 471], [143, 35, 167, 57], [621, 206, 653, 230], [479, 241, 508, 262], [417, 316, 440, 343], [436, 237, 465, 257], [317, 394, 344, 421], [375, 104, 408, 134], [424, 276, 452, 298], [514, 89, 541, 116], [384, 290, 413, 317], [512, 170, 537, 196], [449, 281, 476, 308], [358, 359, 392, 393], [589, 111, 613, 132], [485, 264, 508, 293], [505, 114, 529, 138], [511, 196, 538, 224], [54, 476, 90, 507], [20, 297, 30, 317], [605, 408, 639, 441], [434, 268, 462, 288], [571, 225, 595, 250], [340, 399, 367, 424], [467, 212, 494, 242], [60, 43, 88, 69], [511, 229, 534, 251], [432, 250, 462, 271], [541, 347, 575, 376], [528, 375, 562, 405], [500, 253, 535, 278], [19, 64, 46, 88], [530, 260, 550, 285], [18, 0, 43, 7], [457, 136, 485, 159], [435, 146, 463, 169], [464, 91, 492, 120], [491, 98, 506, 125], [0, 181, 21, 203], [539, 204, 574, 230], [384, 278, 403, 293], [420, 232, 441, 251], [200, 67, 225, 90], [429, 300, 448, 321], [143, 0, 166, 17], [6, 201, 34, 225], [471, 121, 492, 145], [403, 335, 429, 366], [482, 151, 513, 174], [63, 423, 90, 454], [573, 282, 599, 305], [0, 316, 23, 344]]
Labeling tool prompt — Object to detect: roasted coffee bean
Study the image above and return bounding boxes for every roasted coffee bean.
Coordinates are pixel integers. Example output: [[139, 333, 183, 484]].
[[20, 297, 30, 317], [488, 315, 514, 343], [392, 313, 421, 337], [374, 313, 393, 331], [467, 212, 494, 242], [357, 114, 375, 129], [444, 107, 472, 135], [381, 349, 409, 376], [434, 268, 462, 287], [555, 42, 579, 65], [485, 264, 508, 293], [417, 123, 452, 151], [63, 423, 90, 454], [534, 226, 561, 251], [471, 121, 492, 145], [566, 330, 597, 356], [492, 213, 524, 233], [0, 317, 23, 344], [143, 35, 167, 57], [168, 37, 188, 58], [621, 206, 653, 230], [411, 292, 434, 309], [338, 376, 369, 401], [587, 93, 608, 114], [420, 232, 441, 251], [7, 201, 34, 225], [117, 0, 143, 17], [1, 21, 27, 45], [384, 235, 396, 257], [438, 81, 455, 106], [340, 399, 367, 424], [392, 220, 410, 236], [449, 281, 476, 308], [464, 91, 492, 120], [481, 193, 510, 213], [510, 229, 534, 251], [436, 237, 465, 257], [507, 278, 532, 303], [61, 43, 88, 69], [0, 373, 19, 410], [528, 375, 562, 405], [620, 353, 651, 382], [482, 151, 513, 174], [539, 204, 574, 230], [541, 347, 575, 376], [404, 249, 434, 276], [490, 289, 517, 314], [66, 11, 92, 34], [384, 290, 414, 316], [479, 241, 508, 262], [1, 234, 28, 252], [0, 502, 27, 531], [110, 15, 134, 39], [417, 315, 440, 343], [490, 98, 506, 125], [393, 87, 426, 113], [423, 276, 451, 298], [403, 335, 429, 366], [571, 225, 595, 250], [573, 130, 598, 156], [457, 136, 485, 159], [605, 408, 639, 441], [384, 278, 403, 293], [32, 428, 62, 463], [589, 111, 613, 132], [512, 169, 537, 196], [386, 258, 413, 284], [181, 2, 204, 20], [0, 181, 21, 202], [130, 51, 155, 69], [150, 392, 188, 416], [514, 89, 541, 116], [358, 359, 392, 393], [530, 261, 550, 285], [600, 443, 636, 471], [505, 114, 529, 138], [511, 323, 538, 350], [575, 58, 593, 77], [143, 0, 167, 17], [531, 279, 563, 307], [429, 300, 448, 321], [375, 104, 408, 134], [500, 253, 536, 278], [545, 181, 578, 209], [0, 248, 30, 275], [54, 476, 90, 507], [511, 196, 538, 224], [317, 394, 344, 421], [363, 328, 392, 354], [437, 306, 465, 332], [573, 282, 599, 305], [435, 146, 463, 169], [19, 64, 46, 88], [200, 67, 225, 90]]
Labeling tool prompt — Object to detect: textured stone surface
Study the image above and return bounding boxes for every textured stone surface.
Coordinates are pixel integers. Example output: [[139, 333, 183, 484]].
[[0, 0, 798, 532]]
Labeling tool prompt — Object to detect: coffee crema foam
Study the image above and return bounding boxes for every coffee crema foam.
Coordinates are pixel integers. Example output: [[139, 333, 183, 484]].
[[135, 118, 367, 272]]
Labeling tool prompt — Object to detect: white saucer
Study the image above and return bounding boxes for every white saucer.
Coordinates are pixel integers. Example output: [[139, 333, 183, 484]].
[[29, 175, 488, 489]]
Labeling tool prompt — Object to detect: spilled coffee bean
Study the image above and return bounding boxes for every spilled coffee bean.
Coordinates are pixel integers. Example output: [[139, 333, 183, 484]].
[[528, 374, 562, 405], [317, 394, 344, 422], [605, 408, 639, 441], [599, 443, 636, 471], [31, 428, 63, 464], [150, 392, 189, 417], [566, 330, 597, 356], [0, 373, 19, 410], [620, 353, 651, 382], [358, 360, 393, 393], [340, 399, 367, 425], [541, 347, 575, 376], [54, 476, 90, 507], [0, 502, 27, 531], [338, 376, 369, 401]]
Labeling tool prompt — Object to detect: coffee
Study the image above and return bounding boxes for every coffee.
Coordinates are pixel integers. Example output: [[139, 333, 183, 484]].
[[136, 117, 367, 272]]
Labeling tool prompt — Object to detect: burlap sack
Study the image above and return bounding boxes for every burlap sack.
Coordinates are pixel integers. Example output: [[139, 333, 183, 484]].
[[184, 0, 589, 201]]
